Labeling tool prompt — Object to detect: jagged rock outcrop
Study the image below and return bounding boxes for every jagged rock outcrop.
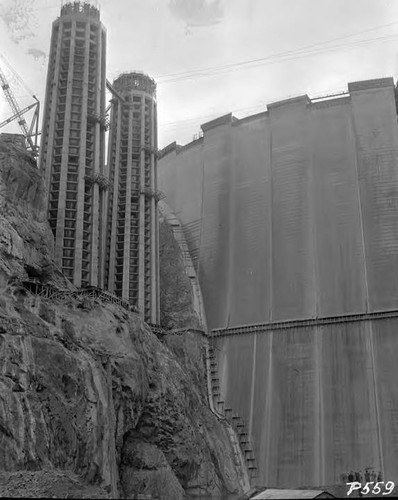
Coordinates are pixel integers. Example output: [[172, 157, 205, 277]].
[[0, 470, 111, 499], [0, 135, 70, 288], [0, 136, 248, 498], [159, 218, 201, 330]]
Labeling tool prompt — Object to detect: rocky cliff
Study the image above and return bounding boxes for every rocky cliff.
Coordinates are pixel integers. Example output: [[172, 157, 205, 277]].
[[0, 136, 248, 499]]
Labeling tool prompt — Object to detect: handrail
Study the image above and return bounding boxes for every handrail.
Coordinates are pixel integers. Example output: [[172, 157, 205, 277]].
[[212, 309, 398, 337], [20, 280, 135, 312]]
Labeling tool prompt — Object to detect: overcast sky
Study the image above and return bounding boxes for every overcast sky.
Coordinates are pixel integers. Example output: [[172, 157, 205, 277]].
[[1, 0, 398, 148]]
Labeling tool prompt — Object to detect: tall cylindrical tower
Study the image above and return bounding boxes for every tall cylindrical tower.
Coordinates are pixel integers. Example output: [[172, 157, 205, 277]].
[[39, 1, 107, 287], [105, 72, 159, 323]]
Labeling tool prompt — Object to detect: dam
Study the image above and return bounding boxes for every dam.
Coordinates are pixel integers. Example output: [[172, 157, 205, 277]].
[[158, 77, 398, 487]]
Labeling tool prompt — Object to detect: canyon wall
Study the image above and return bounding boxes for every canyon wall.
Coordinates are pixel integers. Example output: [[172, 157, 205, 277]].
[[0, 135, 248, 499]]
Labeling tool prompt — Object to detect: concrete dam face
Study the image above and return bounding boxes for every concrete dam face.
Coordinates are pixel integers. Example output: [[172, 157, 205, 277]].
[[158, 77, 398, 486], [213, 320, 397, 487]]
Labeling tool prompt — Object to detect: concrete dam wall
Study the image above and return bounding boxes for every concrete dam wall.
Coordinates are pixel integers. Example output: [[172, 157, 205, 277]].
[[158, 77, 398, 487], [213, 318, 398, 487], [159, 77, 398, 329]]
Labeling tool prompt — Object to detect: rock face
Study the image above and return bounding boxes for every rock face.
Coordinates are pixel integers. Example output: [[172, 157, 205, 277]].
[[0, 137, 248, 498], [0, 135, 69, 288], [159, 218, 201, 330], [0, 470, 111, 499]]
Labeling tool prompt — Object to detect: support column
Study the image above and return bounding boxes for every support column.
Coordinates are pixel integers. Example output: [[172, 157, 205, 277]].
[[107, 100, 121, 293], [55, 21, 76, 267], [73, 20, 90, 287], [42, 24, 63, 193], [122, 104, 133, 300], [138, 96, 146, 314], [98, 28, 107, 289], [150, 99, 158, 322], [90, 24, 102, 286]]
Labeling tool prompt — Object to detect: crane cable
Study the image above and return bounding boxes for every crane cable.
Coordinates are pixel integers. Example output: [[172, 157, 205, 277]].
[[156, 33, 398, 84], [0, 53, 35, 98]]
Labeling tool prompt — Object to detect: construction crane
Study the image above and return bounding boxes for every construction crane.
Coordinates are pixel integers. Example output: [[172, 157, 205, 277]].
[[0, 55, 40, 158]]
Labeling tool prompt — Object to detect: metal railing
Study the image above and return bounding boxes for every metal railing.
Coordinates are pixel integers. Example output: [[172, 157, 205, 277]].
[[207, 342, 258, 480], [21, 280, 135, 312], [211, 309, 398, 337]]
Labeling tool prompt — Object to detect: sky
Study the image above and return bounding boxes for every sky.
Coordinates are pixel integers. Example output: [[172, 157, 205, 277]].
[[1, 0, 398, 148]]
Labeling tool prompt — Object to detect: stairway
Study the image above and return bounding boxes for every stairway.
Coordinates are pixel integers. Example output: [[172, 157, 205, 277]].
[[207, 343, 258, 480]]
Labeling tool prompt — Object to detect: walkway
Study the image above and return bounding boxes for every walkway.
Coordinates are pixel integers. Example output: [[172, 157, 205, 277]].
[[211, 309, 398, 337]]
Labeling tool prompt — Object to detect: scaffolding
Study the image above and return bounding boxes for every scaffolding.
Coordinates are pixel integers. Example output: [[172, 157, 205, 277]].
[[87, 112, 110, 130], [20, 279, 136, 312], [139, 187, 166, 202], [40, 3, 106, 286], [105, 72, 159, 322], [85, 172, 109, 190]]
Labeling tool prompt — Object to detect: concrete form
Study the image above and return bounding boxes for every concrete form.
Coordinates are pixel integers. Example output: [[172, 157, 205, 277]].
[[104, 72, 159, 322], [40, 1, 107, 287]]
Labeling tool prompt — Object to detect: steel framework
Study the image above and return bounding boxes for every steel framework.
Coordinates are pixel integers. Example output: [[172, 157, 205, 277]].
[[211, 309, 398, 337], [0, 60, 40, 157]]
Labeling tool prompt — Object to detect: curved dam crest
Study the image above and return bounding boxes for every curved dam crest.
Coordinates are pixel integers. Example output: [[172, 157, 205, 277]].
[[158, 77, 398, 487]]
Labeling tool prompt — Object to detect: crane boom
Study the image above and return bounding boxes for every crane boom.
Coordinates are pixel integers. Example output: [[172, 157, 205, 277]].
[[0, 61, 39, 158], [0, 101, 37, 129]]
